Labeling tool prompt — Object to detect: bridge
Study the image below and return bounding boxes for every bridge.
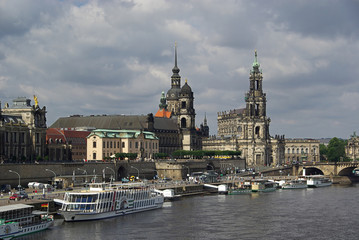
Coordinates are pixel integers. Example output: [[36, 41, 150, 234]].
[[292, 162, 359, 176]]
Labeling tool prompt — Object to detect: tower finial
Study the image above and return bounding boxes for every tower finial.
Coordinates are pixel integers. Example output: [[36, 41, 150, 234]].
[[252, 49, 260, 69]]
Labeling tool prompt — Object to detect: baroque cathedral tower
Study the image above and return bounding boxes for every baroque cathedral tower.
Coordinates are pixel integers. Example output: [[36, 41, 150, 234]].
[[204, 51, 285, 166], [165, 43, 200, 150]]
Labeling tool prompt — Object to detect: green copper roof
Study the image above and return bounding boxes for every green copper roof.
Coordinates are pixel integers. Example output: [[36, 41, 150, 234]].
[[87, 129, 158, 140]]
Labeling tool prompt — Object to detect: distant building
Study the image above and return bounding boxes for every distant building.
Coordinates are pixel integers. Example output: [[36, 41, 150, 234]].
[[284, 139, 320, 163], [203, 51, 286, 166], [86, 129, 159, 161], [0, 97, 47, 162], [165, 44, 207, 150], [346, 132, 359, 161], [46, 128, 90, 161]]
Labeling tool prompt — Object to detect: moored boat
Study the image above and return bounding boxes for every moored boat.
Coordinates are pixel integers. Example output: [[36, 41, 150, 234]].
[[281, 179, 308, 189], [251, 180, 277, 192], [227, 182, 252, 195], [306, 175, 332, 188], [59, 182, 164, 222], [0, 204, 53, 240]]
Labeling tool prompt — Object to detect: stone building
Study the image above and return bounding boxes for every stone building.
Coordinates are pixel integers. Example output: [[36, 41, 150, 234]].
[[346, 132, 359, 161], [165, 44, 206, 150], [46, 128, 90, 162], [50, 113, 179, 157], [0, 96, 47, 162], [284, 139, 320, 163], [86, 129, 159, 161], [203, 51, 286, 166]]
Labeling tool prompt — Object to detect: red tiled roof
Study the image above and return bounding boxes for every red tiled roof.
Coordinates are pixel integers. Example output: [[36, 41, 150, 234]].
[[154, 109, 172, 118]]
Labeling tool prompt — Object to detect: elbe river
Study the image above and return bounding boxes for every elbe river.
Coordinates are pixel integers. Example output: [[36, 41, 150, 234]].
[[19, 184, 359, 240]]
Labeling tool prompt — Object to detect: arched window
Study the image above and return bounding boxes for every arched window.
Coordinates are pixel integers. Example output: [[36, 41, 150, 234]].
[[181, 118, 187, 128], [255, 126, 260, 137]]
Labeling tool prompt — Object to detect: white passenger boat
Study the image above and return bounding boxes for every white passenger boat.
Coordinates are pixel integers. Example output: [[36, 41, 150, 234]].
[[0, 204, 53, 239], [59, 182, 164, 222], [281, 179, 308, 189], [306, 176, 332, 188]]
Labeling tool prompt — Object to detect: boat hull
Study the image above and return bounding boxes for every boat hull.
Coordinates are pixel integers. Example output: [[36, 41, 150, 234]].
[[60, 203, 163, 222], [307, 182, 332, 188], [0, 219, 53, 239]]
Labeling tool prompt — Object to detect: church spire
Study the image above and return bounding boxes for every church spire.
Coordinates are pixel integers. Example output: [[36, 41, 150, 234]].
[[172, 42, 180, 75], [204, 112, 207, 126]]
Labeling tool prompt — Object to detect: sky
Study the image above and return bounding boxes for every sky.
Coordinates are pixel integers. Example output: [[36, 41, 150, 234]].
[[0, 0, 359, 139]]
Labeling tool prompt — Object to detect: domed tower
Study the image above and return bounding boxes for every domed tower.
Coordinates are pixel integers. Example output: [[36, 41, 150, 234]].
[[166, 43, 181, 115], [178, 79, 195, 129], [242, 50, 271, 166]]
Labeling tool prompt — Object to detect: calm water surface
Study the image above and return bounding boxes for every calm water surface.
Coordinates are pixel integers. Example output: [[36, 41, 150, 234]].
[[19, 184, 359, 240]]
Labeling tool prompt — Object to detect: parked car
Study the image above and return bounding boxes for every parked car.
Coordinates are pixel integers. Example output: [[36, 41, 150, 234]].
[[9, 192, 28, 200], [0, 184, 11, 193], [64, 187, 73, 191]]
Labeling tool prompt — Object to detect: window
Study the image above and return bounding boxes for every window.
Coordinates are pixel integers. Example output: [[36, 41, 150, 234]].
[[122, 142, 125, 148], [110, 141, 112, 148], [130, 142, 132, 148], [93, 141, 97, 148], [181, 101, 186, 108], [93, 153, 97, 160], [135, 142, 138, 148]]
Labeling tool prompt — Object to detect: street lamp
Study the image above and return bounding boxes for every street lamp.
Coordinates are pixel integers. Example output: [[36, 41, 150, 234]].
[[45, 169, 57, 188], [105, 167, 116, 184], [130, 166, 140, 180], [77, 168, 88, 184], [9, 170, 21, 189]]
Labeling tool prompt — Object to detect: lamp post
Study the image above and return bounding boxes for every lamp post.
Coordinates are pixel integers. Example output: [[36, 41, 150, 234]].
[[45, 169, 57, 189], [9, 170, 21, 189], [130, 166, 140, 180], [105, 167, 116, 184], [77, 168, 88, 184]]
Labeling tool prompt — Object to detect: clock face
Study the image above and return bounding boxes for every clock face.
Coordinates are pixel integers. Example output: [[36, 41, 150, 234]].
[[171, 94, 175, 97]]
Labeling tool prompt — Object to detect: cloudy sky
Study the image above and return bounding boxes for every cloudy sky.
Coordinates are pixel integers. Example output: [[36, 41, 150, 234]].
[[0, 0, 358, 139]]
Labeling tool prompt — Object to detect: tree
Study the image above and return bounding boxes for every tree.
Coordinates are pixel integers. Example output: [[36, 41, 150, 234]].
[[326, 137, 347, 162], [319, 144, 328, 161]]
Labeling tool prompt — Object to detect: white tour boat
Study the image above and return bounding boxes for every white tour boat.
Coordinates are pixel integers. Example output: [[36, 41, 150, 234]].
[[306, 175, 332, 188], [0, 204, 53, 240], [281, 179, 308, 189], [59, 182, 164, 222]]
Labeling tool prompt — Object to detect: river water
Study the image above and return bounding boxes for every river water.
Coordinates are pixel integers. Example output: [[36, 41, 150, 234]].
[[19, 184, 359, 240]]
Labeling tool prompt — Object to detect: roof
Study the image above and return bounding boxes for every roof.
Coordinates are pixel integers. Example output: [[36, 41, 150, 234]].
[[153, 117, 178, 131], [155, 109, 172, 118], [0, 204, 33, 213], [88, 129, 158, 140], [50, 115, 149, 130], [47, 128, 91, 144]]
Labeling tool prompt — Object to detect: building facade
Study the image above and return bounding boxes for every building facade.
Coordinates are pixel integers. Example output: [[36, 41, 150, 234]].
[[203, 51, 286, 166], [46, 128, 90, 162], [284, 139, 320, 163], [0, 97, 47, 163], [346, 132, 359, 161], [86, 129, 159, 161]]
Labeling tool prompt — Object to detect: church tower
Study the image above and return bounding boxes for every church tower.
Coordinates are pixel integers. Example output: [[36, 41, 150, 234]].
[[166, 43, 181, 115], [242, 50, 271, 165]]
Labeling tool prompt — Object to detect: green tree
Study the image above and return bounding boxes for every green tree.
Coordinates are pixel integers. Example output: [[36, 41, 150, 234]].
[[326, 137, 347, 162], [319, 144, 328, 161]]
